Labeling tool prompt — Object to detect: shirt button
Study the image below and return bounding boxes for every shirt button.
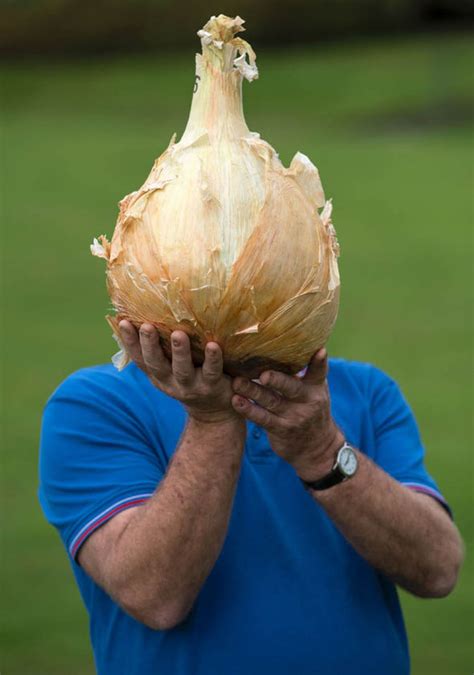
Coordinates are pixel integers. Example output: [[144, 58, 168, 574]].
[[252, 427, 262, 439]]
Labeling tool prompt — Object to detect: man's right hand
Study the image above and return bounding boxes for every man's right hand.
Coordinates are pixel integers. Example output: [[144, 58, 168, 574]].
[[119, 320, 240, 426], [80, 320, 246, 630]]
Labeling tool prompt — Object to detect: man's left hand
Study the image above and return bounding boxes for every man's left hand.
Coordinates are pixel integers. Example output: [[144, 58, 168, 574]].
[[231, 349, 345, 480], [232, 348, 464, 599]]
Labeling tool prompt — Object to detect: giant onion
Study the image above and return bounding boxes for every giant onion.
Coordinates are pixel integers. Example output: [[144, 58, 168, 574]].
[[91, 14, 340, 378]]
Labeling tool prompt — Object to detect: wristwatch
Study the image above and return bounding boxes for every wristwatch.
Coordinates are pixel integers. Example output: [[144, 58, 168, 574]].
[[300, 442, 358, 491]]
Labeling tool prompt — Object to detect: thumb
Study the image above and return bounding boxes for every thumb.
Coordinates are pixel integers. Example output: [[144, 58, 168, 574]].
[[303, 348, 328, 386]]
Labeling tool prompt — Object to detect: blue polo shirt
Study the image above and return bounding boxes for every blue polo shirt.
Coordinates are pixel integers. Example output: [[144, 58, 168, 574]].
[[39, 358, 449, 675]]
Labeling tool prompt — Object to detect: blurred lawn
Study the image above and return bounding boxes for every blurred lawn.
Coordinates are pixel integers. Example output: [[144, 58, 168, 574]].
[[3, 32, 473, 674]]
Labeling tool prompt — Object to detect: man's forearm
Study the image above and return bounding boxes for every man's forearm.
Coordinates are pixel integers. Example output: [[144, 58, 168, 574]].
[[98, 417, 246, 628], [230, 351, 463, 599], [310, 451, 463, 597]]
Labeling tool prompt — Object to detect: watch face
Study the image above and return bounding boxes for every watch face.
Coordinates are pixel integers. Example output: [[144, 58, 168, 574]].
[[339, 446, 358, 477]]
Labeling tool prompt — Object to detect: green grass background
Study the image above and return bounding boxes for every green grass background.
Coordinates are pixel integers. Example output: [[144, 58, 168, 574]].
[[3, 32, 473, 674]]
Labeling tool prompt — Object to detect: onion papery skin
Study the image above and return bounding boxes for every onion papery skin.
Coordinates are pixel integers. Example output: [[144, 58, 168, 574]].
[[92, 15, 340, 378]]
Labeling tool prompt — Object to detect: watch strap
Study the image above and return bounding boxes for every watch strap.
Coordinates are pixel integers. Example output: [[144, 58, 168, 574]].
[[300, 442, 355, 492], [301, 466, 347, 491]]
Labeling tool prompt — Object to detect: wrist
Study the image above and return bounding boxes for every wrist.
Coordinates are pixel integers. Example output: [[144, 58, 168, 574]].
[[187, 410, 246, 433], [186, 402, 241, 424], [293, 426, 346, 483]]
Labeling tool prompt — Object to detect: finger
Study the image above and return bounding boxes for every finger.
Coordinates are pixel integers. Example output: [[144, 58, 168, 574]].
[[231, 395, 285, 433], [201, 342, 224, 382], [170, 331, 195, 385], [119, 320, 146, 370], [139, 324, 172, 381], [303, 348, 328, 386], [233, 378, 285, 414], [258, 370, 305, 400]]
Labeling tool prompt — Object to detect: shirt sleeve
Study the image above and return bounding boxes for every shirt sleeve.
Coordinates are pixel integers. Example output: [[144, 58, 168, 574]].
[[38, 367, 165, 561], [369, 366, 451, 516]]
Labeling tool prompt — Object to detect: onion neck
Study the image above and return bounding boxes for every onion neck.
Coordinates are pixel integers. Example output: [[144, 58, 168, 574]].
[[181, 45, 250, 143]]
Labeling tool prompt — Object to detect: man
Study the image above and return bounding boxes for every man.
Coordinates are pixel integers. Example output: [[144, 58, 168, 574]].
[[39, 321, 463, 674]]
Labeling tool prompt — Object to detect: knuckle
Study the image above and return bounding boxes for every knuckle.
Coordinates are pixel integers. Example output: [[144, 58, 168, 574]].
[[148, 363, 163, 379], [149, 373, 166, 390], [232, 377, 243, 390], [237, 378, 251, 394], [300, 417, 313, 431], [143, 355, 157, 372], [262, 411, 273, 428], [174, 370, 192, 385], [265, 372, 276, 386], [177, 387, 195, 403], [131, 349, 148, 368], [283, 418, 297, 431], [314, 402, 328, 419], [301, 406, 318, 425], [265, 398, 277, 411], [279, 418, 294, 433], [140, 341, 151, 356], [309, 392, 324, 408], [140, 342, 154, 364], [290, 383, 303, 399], [199, 383, 212, 397], [286, 412, 307, 430], [139, 331, 153, 344], [241, 378, 251, 391], [267, 394, 282, 411]]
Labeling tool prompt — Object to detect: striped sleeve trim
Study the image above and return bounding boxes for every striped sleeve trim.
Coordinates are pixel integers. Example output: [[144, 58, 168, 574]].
[[69, 493, 154, 559], [403, 482, 452, 516]]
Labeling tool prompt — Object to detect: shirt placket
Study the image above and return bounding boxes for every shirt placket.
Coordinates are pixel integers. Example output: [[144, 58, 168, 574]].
[[246, 423, 274, 463]]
